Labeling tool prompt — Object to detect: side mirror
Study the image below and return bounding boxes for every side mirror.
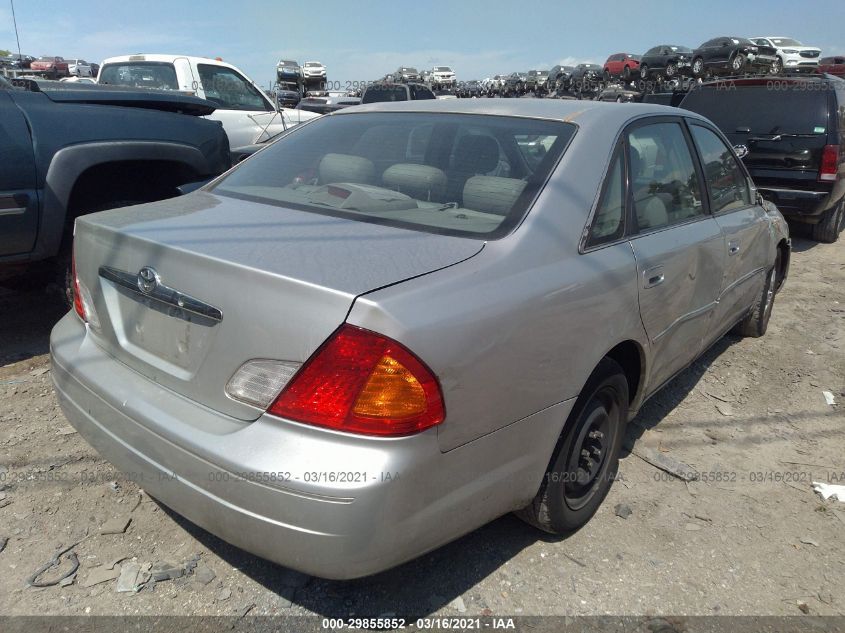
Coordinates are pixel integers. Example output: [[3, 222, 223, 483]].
[[733, 144, 749, 159], [755, 191, 765, 207]]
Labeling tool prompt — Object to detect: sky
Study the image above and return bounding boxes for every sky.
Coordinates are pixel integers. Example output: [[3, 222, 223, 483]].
[[2, 0, 844, 88]]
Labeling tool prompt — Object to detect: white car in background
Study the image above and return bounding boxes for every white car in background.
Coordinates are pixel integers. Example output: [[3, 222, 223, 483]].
[[750, 36, 821, 74], [302, 61, 326, 83], [59, 76, 96, 84], [98, 54, 318, 148], [67, 59, 92, 77], [429, 66, 456, 89]]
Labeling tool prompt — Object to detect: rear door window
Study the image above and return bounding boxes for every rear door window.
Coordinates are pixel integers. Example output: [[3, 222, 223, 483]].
[[689, 125, 752, 213], [627, 121, 704, 232]]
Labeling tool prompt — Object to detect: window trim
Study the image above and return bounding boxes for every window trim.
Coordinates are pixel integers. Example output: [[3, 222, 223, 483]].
[[684, 119, 756, 217], [582, 142, 628, 250]]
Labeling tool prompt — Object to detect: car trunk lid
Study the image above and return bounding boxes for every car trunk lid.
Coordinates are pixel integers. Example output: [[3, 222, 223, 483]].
[[73, 191, 484, 421]]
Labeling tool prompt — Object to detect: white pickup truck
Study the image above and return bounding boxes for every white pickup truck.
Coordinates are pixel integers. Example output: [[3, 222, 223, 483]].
[[98, 54, 318, 147]]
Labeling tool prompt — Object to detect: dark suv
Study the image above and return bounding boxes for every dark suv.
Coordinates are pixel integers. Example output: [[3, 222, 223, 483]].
[[681, 76, 845, 242], [361, 82, 435, 103], [691, 37, 777, 77], [639, 45, 694, 81]]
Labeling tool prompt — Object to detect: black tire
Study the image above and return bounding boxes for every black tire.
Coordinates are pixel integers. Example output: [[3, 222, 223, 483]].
[[603, 70, 611, 82], [731, 53, 746, 73], [732, 256, 779, 338], [810, 201, 844, 243], [516, 357, 628, 534], [665, 62, 677, 78], [692, 57, 705, 77], [623, 66, 632, 80], [639, 64, 648, 81], [771, 57, 783, 75]]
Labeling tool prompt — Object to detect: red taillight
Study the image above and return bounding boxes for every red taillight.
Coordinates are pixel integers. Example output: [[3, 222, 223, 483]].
[[268, 324, 445, 436], [71, 246, 85, 322], [819, 144, 839, 182]]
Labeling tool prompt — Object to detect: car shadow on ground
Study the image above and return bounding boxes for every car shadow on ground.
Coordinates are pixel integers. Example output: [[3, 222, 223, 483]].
[[623, 335, 736, 451], [786, 227, 819, 253], [157, 334, 744, 617], [0, 284, 67, 368]]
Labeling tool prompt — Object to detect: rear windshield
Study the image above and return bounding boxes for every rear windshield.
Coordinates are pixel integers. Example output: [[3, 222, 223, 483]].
[[99, 62, 178, 90], [213, 112, 575, 239], [682, 85, 830, 135], [362, 85, 409, 103]]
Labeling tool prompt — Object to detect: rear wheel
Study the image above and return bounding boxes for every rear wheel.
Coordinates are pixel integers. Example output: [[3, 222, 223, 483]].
[[603, 70, 611, 82], [639, 64, 649, 80], [692, 57, 705, 77], [623, 65, 632, 80], [731, 53, 746, 73], [733, 255, 779, 338], [516, 358, 628, 534], [811, 201, 844, 243], [665, 62, 677, 78]]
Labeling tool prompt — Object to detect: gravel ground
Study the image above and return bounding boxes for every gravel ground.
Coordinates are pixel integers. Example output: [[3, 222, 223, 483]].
[[0, 235, 843, 618]]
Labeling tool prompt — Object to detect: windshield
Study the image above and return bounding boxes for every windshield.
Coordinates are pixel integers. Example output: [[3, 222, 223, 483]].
[[682, 85, 830, 135], [435, 67, 452, 72], [771, 38, 802, 47], [305, 62, 321, 67], [213, 112, 575, 239], [99, 62, 178, 90], [670, 46, 693, 53]]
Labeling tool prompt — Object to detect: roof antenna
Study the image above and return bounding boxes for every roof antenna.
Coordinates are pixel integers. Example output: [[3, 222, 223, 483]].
[[10, 0, 23, 61]]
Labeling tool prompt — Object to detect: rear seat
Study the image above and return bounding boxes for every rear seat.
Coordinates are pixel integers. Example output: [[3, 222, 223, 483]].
[[318, 153, 376, 185], [382, 164, 448, 201], [462, 176, 527, 215]]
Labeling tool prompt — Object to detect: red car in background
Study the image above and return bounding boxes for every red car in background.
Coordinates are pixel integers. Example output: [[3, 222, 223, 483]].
[[603, 53, 641, 81], [818, 56, 845, 78], [30, 56, 70, 78]]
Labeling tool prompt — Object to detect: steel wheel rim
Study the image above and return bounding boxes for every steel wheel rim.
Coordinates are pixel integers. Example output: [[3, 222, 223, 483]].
[[563, 388, 617, 510]]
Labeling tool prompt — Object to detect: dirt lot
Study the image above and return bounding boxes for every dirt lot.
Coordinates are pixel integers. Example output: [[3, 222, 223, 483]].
[[0, 235, 843, 619]]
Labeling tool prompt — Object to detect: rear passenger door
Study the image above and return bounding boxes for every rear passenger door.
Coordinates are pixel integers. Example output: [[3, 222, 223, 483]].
[[626, 118, 725, 393], [688, 122, 771, 338]]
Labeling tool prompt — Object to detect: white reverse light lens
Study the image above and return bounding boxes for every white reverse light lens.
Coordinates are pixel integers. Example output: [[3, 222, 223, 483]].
[[225, 359, 301, 409]]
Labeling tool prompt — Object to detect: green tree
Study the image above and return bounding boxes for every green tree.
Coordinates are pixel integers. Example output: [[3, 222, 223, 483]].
[[0, 50, 12, 57]]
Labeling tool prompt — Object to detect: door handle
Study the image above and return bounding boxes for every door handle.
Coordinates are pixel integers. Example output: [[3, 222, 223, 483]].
[[728, 240, 741, 256], [643, 265, 665, 289]]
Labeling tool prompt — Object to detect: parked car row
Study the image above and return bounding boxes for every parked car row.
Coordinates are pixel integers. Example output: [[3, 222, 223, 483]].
[[3, 55, 99, 78]]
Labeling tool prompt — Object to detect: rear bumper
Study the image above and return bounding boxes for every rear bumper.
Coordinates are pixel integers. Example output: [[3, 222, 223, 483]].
[[50, 313, 568, 579], [757, 186, 837, 218]]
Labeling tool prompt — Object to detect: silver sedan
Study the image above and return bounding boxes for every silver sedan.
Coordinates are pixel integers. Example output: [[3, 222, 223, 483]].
[[51, 99, 790, 579]]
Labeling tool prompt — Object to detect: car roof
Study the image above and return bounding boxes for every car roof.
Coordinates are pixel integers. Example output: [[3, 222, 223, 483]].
[[334, 98, 701, 128], [101, 54, 246, 74]]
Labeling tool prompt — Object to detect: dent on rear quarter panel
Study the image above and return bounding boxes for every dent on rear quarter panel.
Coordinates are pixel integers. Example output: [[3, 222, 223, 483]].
[[348, 121, 647, 452]]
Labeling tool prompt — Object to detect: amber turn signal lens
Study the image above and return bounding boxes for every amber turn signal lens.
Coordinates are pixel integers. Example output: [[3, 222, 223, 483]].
[[353, 355, 427, 418]]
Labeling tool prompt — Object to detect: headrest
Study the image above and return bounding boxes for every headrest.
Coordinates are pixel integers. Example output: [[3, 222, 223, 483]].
[[382, 163, 447, 200], [454, 135, 500, 174], [463, 176, 527, 215], [318, 153, 375, 185]]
